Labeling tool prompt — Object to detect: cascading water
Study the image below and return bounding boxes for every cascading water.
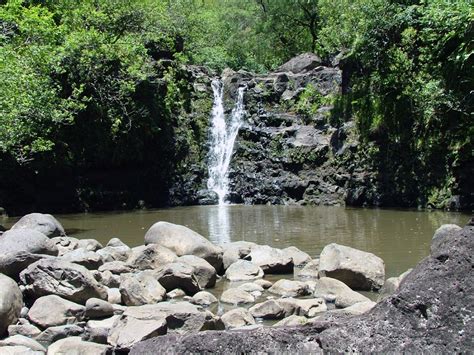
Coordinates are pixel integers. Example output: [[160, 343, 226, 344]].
[[207, 79, 246, 205]]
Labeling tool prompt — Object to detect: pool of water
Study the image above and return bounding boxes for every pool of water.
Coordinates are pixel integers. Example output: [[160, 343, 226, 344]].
[[3, 205, 469, 278]]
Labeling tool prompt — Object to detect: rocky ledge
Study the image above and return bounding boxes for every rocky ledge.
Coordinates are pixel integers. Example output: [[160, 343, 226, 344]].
[[0, 213, 471, 354]]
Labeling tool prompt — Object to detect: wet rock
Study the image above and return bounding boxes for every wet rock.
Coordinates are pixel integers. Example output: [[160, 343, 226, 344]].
[[273, 315, 309, 327], [0, 229, 58, 278], [27, 295, 84, 329], [36, 324, 84, 346], [268, 279, 310, 297], [11, 213, 65, 238], [220, 308, 255, 330], [378, 268, 412, 300], [191, 291, 218, 306], [249, 300, 285, 320], [238, 282, 264, 297], [277, 297, 327, 317], [282, 246, 311, 266], [144, 221, 223, 271], [312, 277, 370, 308], [47, 337, 109, 355], [85, 298, 114, 319], [220, 288, 255, 305], [0, 335, 46, 353], [127, 244, 177, 271], [221, 241, 256, 270], [7, 323, 41, 338], [84, 315, 119, 344], [20, 259, 108, 304], [225, 260, 264, 281], [60, 248, 103, 270], [319, 243, 385, 290], [178, 255, 217, 288], [155, 262, 201, 295], [0, 274, 22, 336], [119, 271, 167, 306], [247, 245, 294, 274]]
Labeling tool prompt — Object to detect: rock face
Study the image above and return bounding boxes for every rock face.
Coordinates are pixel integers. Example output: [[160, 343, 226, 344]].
[[318, 243, 385, 290], [144, 221, 223, 271], [20, 259, 108, 304], [0, 274, 23, 336], [11, 213, 65, 238], [130, 224, 474, 354]]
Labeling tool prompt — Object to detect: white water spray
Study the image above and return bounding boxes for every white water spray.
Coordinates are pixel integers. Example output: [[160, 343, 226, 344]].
[[207, 79, 246, 205]]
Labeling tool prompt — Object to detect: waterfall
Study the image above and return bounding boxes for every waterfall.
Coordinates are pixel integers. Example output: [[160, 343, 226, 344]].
[[207, 79, 246, 205]]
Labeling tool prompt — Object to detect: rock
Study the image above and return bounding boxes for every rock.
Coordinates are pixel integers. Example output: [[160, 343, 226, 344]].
[[238, 282, 264, 294], [7, 323, 41, 338], [50, 236, 79, 256], [333, 301, 376, 315], [220, 288, 255, 305], [276, 52, 322, 74], [220, 308, 255, 330], [378, 268, 412, 300], [247, 245, 294, 274], [93, 270, 120, 288], [144, 221, 223, 271], [178, 255, 216, 289], [20, 259, 108, 304], [221, 241, 256, 270], [11, 213, 65, 238], [106, 288, 122, 305], [96, 245, 131, 263], [273, 315, 309, 327], [84, 315, 119, 344], [127, 244, 177, 271], [268, 279, 310, 297], [225, 260, 264, 281], [154, 262, 200, 295], [85, 298, 114, 319], [277, 297, 327, 317], [431, 224, 462, 254], [0, 274, 23, 336], [296, 259, 319, 279], [312, 277, 371, 308], [27, 295, 84, 329], [191, 291, 217, 306], [0, 346, 43, 354], [166, 289, 186, 299], [282, 246, 311, 266], [254, 279, 273, 289], [36, 324, 84, 346], [47, 337, 109, 354], [76, 239, 103, 252], [106, 238, 128, 248], [249, 300, 285, 320], [119, 271, 167, 306], [0, 335, 46, 352], [318, 243, 385, 290], [60, 248, 103, 270], [98, 260, 132, 274], [0, 229, 58, 278]]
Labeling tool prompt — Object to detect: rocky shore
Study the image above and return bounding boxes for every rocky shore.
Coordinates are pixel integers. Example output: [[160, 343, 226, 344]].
[[0, 213, 472, 354]]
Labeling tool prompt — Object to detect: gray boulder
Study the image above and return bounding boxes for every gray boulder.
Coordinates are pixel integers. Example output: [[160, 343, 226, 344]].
[[93, 270, 120, 288], [332, 301, 376, 316], [312, 277, 371, 308], [220, 288, 255, 305], [36, 324, 84, 346], [96, 245, 131, 263], [282, 246, 311, 266], [60, 248, 103, 270], [273, 315, 309, 327], [254, 279, 273, 289], [191, 291, 218, 306], [378, 268, 412, 300], [247, 245, 294, 274], [85, 298, 114, 319], [98, 260, 132, 274], [119, 271, 167, 306], [277, 297, 327, 317], [144, 221, 223, 271], [154, 262, 200, 295], [0, 345, 43, 354], [166, 289, 186, 299], [11, 213, 65, 238], [0, 335, 46, 353], [106, 288, 122, 305], [7, 323, 41, 338], [0, 274, 23, 336], [127, 244, 177, 270], [76, 239, 103, 252], [27, 295, 84, 329], [47, 337, 109, 355], [84, 315, 119, 344], [0, 229, 58, 278], [296, 259, 319, 279], [319, 243, 385, 290], [249, 300, 285, 320], [225, 260, 264, 281], [431, 224, 462, 254], [20, 259, 108, 304], [178, 255, 217, 288], [220, 308, 255, 330], [268, 279, 310, 297], [276, 52, 322, 74], [50, 236, 79, 256], [221, 241, 256, 270]]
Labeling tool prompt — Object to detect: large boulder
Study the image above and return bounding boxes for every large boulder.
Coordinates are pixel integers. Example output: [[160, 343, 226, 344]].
[[127, 244, 177, 271], [154, 262, 201, 295], [220, 308, 256, 330], [85, 298, 115, 319], [144, 221, 223, 270], [220, 288, 255, 305], [11, 213, 65, 238], [221, 241, 256, 270], [60, 248, 104, 270], [178, 255, 217, 288], [247, 245, 294, 274], [35, 324, 84, 346], [0, 335, 46, 353], [276, 53, 322, 74], [7, 323, 41, 338], [378, 268, 412, 300], [191, 291, 218, 307], [84, 315, 119, 344], [47, 337, 109, 355], [119, 271, 167, 306], [296, 259, 319, 279], [268, 279, 310, 297], [0, 274, 23, 336], [249, 300, 285, 320], [277, 298, 327, 318], [312, 277, 371, 308], [20, 259, 108, 304], [318, 243, 385, 290], [0, 229, 58, 278], [225, 260, 264, 281], [282, 246, 311, 267], [431, 224, 462, 254], [96, 245, 131, 263], [27, 295, 84, 329]]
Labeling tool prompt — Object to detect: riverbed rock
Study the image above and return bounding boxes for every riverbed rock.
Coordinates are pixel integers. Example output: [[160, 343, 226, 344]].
[[7, 323, 41, 338], [268, 279, 310, 297], [166, 289, 186, 299], [238, 282, 264, 297], [27, 295, 85, 329], [312, 277, 370, 308], [96, 245, 131, 263], [11, 213, 65, 238], [191, 291, 217, 306], [273, 315, 309, 327], [144, 221, 223, 271], [220, 308, 255, 330], [282, 246, 311, 266], [154, 262, 200, 295], [277, 297, 327, 317], [0, 229, 58, 278], [93, 270, 120, 288], [225, 260, 264, 281], [98, 260, 132, 274], [36, 324, 85, 346], [378, 268, 412, 300], [0, 274, 23, 336], [318, 243, 385, 290], [76, 239, 103, 252], [249, 300, 285, 320], [178, 255, 217, 288], [247, 245, 294, 274], [221, 241, 256, 270], [119, 271, 167, 306], [220, 288, 255, 305], [296, 259, 319, 279], [332, 301, 376, 316], [50, 236, 79, 256], [254, 279, 273, 289], [85, 298, 114, 319], [47, 337, 109, 355], [127, 244, 177, 271], [60, 248, 103, 270], [84, 315, 119, 344], [430, 224, 462, 254], [0, 335, 46, 353], [20, 259, 108, 304], [106, 288, 122, 305]]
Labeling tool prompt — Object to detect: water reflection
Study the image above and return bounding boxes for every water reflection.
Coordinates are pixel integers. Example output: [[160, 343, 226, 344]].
[[207, 205, 231, 245]]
